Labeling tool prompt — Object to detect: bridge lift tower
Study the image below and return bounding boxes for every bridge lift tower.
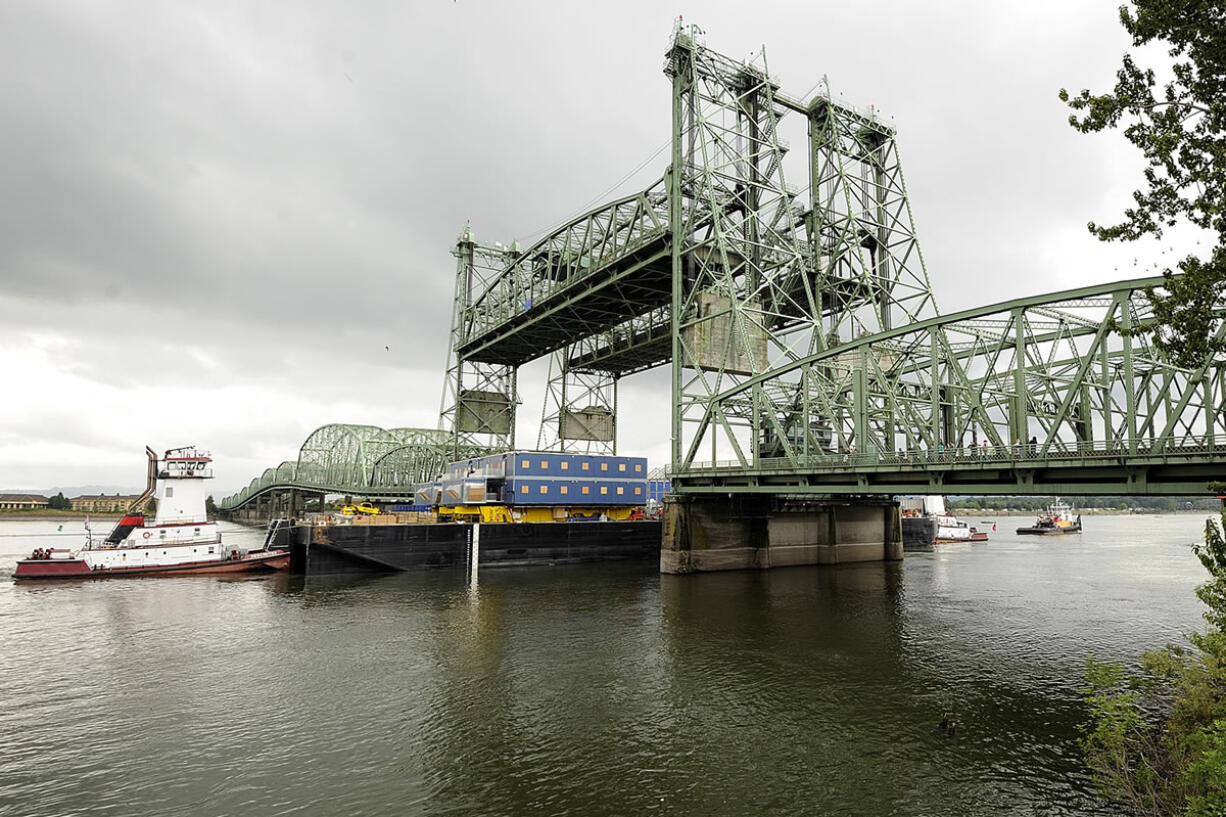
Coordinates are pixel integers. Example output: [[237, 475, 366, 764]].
[[664, 22, 938, 469], [438, 22, 938, 467], [438, 225, 521, 460]]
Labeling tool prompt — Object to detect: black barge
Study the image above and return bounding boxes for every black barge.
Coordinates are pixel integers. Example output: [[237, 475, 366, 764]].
[[269, 519, 661, 575]]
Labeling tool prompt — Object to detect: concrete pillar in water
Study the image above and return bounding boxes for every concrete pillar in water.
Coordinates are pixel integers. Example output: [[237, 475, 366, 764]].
[[661, 494, 902, 574]]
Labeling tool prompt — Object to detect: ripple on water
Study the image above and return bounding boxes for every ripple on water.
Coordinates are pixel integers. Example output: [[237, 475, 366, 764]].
[[0, 517, 1209, 816]]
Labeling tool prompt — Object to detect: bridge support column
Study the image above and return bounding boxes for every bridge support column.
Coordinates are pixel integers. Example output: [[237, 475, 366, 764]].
[[661, 495, 901, 574]]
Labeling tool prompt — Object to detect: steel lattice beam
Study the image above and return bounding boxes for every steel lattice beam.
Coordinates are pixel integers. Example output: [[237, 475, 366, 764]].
[[671, 276, 1226, 495]]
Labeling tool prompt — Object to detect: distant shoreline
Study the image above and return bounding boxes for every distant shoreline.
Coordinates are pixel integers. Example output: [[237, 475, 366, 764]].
[[953, 508, 1218, 516], [0, 510, 123, 521], [0, 510, 235, 522]]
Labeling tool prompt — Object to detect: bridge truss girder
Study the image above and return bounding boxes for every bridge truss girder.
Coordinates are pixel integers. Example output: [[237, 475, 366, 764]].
[[672, 277, 1226, 495]]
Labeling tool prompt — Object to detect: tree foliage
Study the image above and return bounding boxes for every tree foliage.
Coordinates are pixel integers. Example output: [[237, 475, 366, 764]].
[[1082, 506, 1226, 814], [1060, 1, 1226, 368]]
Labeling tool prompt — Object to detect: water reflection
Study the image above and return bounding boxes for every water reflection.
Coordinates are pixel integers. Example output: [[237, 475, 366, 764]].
[[0, 515, 1212, 816]]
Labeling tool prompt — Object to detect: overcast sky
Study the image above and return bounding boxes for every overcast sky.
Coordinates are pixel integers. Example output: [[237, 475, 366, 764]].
[[0, 1, 1192, 495]]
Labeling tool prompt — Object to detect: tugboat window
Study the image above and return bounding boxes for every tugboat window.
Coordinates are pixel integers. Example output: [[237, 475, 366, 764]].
[[166, 487, 174, 498]]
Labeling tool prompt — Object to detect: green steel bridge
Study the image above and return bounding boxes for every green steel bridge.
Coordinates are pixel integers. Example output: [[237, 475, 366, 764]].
[[219, 426, 486, 512], [220, 23, 1225, 513]]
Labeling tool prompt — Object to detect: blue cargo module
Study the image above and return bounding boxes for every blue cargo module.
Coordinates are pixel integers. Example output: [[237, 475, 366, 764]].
[[438, 452, 648, 507]]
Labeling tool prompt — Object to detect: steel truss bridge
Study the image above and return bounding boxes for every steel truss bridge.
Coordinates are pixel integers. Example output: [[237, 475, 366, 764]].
[[220, 22, 1225, 512], [219, 425, 485, 510]]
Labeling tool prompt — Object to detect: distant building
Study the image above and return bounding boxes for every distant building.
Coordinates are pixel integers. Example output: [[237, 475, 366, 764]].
[[70, 494, 142, 513], [0, 494, 50, 510]]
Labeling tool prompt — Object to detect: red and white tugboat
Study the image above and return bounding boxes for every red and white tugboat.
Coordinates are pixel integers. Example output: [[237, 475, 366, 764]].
[[14, 446, 289, 579]]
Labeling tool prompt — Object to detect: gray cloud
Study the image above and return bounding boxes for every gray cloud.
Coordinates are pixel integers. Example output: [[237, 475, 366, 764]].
[[0, 1, 1169, 487]]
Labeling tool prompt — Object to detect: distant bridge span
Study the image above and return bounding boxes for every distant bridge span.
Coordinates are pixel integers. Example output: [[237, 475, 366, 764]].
[[219, 424, 485, 511]]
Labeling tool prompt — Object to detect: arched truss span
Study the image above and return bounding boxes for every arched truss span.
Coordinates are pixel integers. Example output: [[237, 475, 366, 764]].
[[674, 276, 1226, 494], [218, 425, 492, 510]]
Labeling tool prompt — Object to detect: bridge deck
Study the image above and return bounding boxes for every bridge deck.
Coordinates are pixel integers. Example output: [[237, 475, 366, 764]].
[[674, 441, 1226, 496], [457, 237, 671, 366]]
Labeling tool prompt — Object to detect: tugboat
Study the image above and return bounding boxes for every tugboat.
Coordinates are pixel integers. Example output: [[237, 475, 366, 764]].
[[14, 446, 289, 579], [1016, 499, 1082, 536], [900, 496, 990, 549]]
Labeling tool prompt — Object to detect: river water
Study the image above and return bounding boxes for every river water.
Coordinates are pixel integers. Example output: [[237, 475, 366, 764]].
[[0, 513, 1216, 816]]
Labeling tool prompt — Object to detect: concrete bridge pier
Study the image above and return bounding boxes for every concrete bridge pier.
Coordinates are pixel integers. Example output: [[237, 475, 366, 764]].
[[661, 494, 902, 574]]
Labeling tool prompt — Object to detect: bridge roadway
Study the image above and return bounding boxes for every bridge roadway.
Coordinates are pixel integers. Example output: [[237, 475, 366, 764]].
[[227, 433, 1223, 515], [674, 438, 1224, 496], [223, 265, 1226, 512]]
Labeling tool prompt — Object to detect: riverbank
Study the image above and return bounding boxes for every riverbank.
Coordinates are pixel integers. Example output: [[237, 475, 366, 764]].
[[952, 508, 1219, 516], [0, 510, 121, 521]]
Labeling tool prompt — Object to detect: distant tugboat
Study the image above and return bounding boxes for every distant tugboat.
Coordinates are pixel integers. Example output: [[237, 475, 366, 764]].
[[14, 446, 289, 579], [1016, 499, 1083, 536]]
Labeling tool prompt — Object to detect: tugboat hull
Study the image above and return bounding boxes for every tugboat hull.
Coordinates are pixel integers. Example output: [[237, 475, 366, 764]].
[[1016, 522, 1082, 535], [14, 550, 289, 580]]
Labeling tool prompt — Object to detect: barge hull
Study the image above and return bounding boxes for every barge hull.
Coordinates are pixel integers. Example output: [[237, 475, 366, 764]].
[[901, 517, 937, 551], [291, 521, 662, 574]]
